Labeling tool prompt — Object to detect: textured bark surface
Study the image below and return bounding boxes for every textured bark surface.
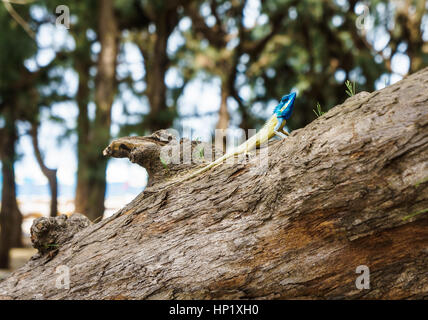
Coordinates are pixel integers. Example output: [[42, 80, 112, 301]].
[[30, 214, 91, 257], [0, 68, 427, 299]]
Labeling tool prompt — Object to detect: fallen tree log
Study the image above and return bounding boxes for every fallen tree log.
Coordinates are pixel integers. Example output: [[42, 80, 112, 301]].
[[0, 68, 427, 300]]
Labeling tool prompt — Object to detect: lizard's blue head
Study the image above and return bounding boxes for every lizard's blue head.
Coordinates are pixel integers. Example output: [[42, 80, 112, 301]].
[[274, 92, 297, 120]]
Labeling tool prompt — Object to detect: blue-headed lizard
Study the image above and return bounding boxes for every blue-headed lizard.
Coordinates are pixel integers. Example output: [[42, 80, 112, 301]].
[[176, 92, 297, 183]]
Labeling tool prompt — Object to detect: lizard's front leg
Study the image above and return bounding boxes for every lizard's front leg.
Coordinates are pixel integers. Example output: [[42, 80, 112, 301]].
[[280, 128, 289, 136], [274, 118, 288, 139]]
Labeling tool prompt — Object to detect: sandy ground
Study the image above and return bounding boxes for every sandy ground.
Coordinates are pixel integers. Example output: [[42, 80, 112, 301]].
[[0, 247, 38, 280]]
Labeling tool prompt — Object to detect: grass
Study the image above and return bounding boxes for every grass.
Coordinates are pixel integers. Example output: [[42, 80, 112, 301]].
[[313, 79, 357, 118], [313, 102, 325, 118], [160, 156, 168, 170], [198, 146, 205, 158], [345, 80, 356, 97]]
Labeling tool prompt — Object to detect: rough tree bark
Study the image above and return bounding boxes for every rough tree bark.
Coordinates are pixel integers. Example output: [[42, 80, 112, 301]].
[[0, 68, 427, 299]]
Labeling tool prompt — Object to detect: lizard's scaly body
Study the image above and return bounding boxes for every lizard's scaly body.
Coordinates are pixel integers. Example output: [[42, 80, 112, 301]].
[[180, 114, 280, 182]]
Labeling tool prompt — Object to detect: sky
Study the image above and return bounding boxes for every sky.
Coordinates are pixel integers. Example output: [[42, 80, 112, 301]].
[[8, 0, 421, 199]]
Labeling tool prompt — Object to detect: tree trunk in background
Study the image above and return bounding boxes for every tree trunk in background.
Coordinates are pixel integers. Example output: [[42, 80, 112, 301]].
[[145, 21, 168, 131], [74, 0, 119, 222], [1, 67, 427, 299], [216, 83, 230, 153], [74, 57, 91, 216], [30, 124, 57, 218], [140, 8, 178, 132], [395, 0, 425, 74], [0, 116, 22, 268], [88, 0, 118, 221]]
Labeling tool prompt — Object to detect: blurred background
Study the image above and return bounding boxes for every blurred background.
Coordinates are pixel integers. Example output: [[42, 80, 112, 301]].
[[0, 0, 427, 272]]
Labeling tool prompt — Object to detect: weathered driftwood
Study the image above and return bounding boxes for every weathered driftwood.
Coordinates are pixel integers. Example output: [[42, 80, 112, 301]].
[[102, 129, 220, 187], [0, 68, 427, 300]]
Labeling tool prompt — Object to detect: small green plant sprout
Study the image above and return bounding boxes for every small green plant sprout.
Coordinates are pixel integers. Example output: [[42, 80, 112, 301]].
[[414, 176, 428, 188], [44, 243, 59, 250], [159, 156, 168, 170], [192, 145, 205, 160], [345, 80, 356, 96], [198, 146, 205, 158], [313, 102, 325, 118]]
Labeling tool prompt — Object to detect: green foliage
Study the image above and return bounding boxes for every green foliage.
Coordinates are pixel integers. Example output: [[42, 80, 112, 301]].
[[0, 4, 37, 92], [248, 0, 401, 129]]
